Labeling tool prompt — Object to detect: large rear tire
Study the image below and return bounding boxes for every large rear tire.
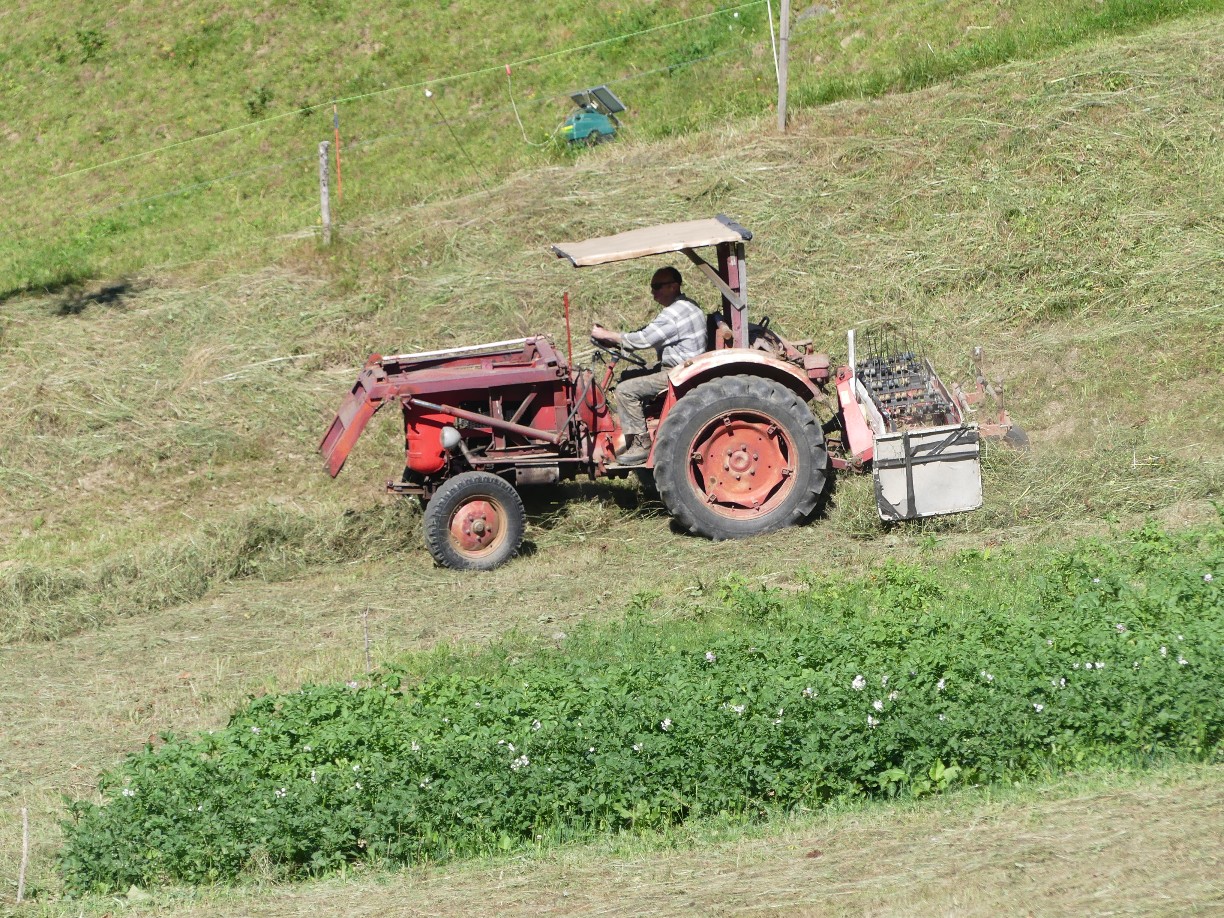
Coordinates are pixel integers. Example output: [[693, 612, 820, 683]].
[[654, 375, 827, 540], [423, 472, 525, 570]]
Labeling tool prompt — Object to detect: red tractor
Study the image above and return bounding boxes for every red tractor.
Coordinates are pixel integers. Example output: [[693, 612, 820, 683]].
[[321, 216, 988, 569]]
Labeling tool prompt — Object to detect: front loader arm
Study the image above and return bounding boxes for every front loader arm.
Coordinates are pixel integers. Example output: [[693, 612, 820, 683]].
[[319, 355, 394, 477], [321, 337, 575, 479]]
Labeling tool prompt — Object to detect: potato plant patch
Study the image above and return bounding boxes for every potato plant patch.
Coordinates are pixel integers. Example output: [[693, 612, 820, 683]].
[[59, 522, 1222, 893]]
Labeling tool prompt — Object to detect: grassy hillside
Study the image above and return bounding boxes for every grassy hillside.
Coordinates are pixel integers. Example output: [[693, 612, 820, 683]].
[[4, 0, 1222, 296], [0, 4, 1222, 914], [2, 7, 1220, 642]]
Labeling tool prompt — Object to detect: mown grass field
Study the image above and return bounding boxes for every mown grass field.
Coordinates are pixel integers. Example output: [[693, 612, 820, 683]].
[[1, 0, 1223, 913]]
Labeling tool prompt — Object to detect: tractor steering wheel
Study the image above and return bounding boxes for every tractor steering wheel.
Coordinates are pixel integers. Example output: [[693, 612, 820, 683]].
[[590, 338, 648, 368]]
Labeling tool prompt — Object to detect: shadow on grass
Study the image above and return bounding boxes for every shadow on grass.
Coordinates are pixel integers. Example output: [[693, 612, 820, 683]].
[[54, 280, 136, 316], [0, 268, 96, 307], [519, 478, 665, 532], [518, 466, 840, 542]]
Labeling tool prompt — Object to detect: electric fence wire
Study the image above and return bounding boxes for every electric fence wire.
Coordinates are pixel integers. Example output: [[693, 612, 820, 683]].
[[51, 0, 768, 182], [506, 67, 566, 148], [15, 37, 766, 239], [10, 148, 322, 237], [335, 38, 767, 236], [766, 0, 780, 85], [12, 99, 515, 237], [424, 88, 485, 187], [93, 31, 770, 289], [347, 37, 760, 158]]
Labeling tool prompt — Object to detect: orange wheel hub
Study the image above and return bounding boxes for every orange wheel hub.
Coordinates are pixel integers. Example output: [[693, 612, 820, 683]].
[[688, 415, 795, 517], [449, 499, 505, 556]]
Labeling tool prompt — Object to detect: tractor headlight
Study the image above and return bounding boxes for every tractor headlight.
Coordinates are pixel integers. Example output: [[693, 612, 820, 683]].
[[440, 426, 462, 450]]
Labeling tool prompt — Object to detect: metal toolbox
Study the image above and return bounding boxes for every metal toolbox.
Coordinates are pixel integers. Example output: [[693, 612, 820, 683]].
[[872, 423, 982, 521]]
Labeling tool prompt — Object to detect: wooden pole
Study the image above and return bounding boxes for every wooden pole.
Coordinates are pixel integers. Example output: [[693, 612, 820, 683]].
[[318, 141, 332, 246], [777, 0, 791, 133], [332, 104, 343, 205], [563, 292, 574, 366], [362, 606, 371, 674], [17, 807, 28, 903]]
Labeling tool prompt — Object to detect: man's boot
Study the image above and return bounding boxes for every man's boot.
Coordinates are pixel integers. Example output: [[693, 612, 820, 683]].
[[616, 434, 651, 466]]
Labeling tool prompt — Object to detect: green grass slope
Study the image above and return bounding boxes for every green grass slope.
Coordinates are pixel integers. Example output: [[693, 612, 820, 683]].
[[0, 8, 1222, 914], [4, 0, 1223, 295]]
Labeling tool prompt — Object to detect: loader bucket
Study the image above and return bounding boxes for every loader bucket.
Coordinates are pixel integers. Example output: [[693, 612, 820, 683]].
[[320, 359, 388, 477]]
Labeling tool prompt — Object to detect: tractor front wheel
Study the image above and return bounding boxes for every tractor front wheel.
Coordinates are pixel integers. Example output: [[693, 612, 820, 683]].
[[423, 472, 525, 570], [654, 375, 827, 540]]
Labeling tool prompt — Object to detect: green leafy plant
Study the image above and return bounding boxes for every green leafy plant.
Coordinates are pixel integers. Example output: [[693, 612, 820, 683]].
[[245, 85, 273, 119], [75, 28, 106, 63], [59, 523, 1222, 893]]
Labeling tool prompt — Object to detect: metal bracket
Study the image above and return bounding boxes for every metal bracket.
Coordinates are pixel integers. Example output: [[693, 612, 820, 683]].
[[681, 247, 745, 310]]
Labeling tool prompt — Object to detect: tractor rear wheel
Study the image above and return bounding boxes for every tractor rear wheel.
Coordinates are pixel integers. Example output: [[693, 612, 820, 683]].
[[654, 375, 827, 540], [423, 471, 525, 571]]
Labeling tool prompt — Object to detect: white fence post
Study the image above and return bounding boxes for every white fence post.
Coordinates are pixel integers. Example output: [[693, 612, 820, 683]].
[[17, 807, 28, 903], [777, 0, 791, 133], [319, 141, 332, 245]]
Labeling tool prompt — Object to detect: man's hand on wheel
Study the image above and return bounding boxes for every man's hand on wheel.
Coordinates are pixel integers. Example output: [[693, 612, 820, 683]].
[[591, 323, 622, 347]]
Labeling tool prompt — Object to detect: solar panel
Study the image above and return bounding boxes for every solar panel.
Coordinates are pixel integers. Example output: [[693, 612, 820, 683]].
[[588, 85, 625, 115], [568, 85, 625, 115]]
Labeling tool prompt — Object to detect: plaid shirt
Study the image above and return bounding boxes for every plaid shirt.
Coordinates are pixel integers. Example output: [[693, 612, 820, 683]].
[[621, 296, 705, 367]]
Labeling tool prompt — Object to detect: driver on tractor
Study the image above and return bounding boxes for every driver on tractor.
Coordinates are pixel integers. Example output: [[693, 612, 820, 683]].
[[591, 266, 706, 465]]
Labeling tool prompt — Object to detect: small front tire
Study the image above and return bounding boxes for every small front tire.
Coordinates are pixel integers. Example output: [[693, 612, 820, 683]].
[[423, 472, 525, 570]]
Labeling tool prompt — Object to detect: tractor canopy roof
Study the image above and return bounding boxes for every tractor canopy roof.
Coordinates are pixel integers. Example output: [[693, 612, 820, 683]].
[[551, 214, 752, 267]]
